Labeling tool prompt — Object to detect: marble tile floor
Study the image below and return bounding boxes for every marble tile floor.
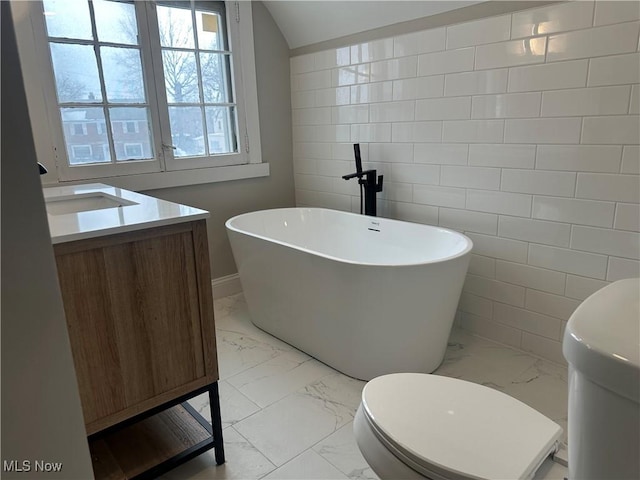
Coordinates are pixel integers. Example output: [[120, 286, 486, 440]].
[[161, 293, 569, 480]]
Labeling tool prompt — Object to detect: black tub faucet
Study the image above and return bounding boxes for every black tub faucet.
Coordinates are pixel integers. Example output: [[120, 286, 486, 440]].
[[342, 144, 383, 217]]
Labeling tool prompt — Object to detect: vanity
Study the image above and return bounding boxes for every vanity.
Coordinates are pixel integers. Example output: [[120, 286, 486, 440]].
[[44, 183, 224, 479]]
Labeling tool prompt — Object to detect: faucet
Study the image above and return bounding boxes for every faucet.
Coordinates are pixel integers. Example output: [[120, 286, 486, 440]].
[[342, 144, 383, 217]]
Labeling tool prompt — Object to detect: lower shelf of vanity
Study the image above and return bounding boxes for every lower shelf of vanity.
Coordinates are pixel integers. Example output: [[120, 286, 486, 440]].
[[89, 402, 214, 480]]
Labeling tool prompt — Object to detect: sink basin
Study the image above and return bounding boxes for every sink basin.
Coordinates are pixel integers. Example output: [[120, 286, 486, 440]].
[[44, 183, 209, 244], [46, 192, 138, 215]]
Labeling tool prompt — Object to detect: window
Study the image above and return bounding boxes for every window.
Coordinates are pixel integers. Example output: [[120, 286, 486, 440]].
[[122, 121, 140, 134], [71, 123, 87, 136], [28, 0, 262, 184], [70, 144, 92, 162], [124, 143, 144, 159], [157, 2, 237, 160]]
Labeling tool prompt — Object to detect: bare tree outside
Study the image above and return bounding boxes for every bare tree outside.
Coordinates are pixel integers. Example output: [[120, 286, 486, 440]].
[[111, 7, 145, 101], [114, 3, 231, 156], [56, 76, 88, 102], [155, 3, 231, 156]]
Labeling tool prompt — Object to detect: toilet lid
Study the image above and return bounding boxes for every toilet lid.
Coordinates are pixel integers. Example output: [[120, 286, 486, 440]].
[[362, 373, 563, 480]]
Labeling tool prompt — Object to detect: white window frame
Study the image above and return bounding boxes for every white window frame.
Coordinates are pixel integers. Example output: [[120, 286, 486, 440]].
[[13, 0, 266, 190], [148, 1, 245, 172]]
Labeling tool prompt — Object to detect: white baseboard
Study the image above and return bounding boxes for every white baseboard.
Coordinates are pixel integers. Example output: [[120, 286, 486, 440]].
[[212, 273, 243, 299]]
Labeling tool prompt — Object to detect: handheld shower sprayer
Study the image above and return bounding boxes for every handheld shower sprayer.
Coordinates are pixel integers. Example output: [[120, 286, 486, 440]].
[[341, 144, 384, 217]]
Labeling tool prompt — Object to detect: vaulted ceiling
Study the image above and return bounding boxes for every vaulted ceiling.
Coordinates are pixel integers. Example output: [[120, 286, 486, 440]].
[[263, 1, 481, 49]]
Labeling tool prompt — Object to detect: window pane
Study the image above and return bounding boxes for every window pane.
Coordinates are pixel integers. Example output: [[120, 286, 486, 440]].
[[157, 5, 195, 49], [205, 106, 236, 154], [196, 10, 224, 50], [61, 108, 111, 164], [43, 0, 93, 40], [101, 47, 145, 103], [200, 53, 231, 103], [93, 0, 138, 45], [109, 107, 154, 161], [162, 50, 200, 103], [156, 1, 239, 164], [50, 43, 102, 103], [169, 107, 205, 157]]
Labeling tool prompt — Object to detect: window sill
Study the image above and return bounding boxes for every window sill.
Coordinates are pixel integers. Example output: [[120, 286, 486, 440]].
[[43, 163, 270, 192]]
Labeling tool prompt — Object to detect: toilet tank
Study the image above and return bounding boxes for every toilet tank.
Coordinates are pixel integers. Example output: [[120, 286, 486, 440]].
[[563, 278, 640, 480]]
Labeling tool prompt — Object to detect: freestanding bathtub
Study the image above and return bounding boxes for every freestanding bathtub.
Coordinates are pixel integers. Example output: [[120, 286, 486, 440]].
[[226, 208, 472, 380]]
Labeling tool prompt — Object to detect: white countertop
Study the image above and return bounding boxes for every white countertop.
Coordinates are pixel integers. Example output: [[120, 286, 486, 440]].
[[44, 183, 209, 244]]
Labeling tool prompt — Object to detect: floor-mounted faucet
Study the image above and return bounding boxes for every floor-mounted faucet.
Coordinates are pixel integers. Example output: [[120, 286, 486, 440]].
[[342, 144, 384, 216]]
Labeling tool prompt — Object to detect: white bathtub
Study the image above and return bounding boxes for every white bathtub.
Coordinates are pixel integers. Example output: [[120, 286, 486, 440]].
[[226, 208, 472, 380]]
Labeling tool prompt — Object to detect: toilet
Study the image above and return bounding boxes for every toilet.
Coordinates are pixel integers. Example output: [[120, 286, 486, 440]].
[[563, 278, 640, 479], [354, 374, 565, 480], [354, 278, 640, 480]]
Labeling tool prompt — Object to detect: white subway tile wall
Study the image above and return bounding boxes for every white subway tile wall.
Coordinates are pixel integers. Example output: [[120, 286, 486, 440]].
[[471, 92, 540, 119], [291, 0, 640, 364]]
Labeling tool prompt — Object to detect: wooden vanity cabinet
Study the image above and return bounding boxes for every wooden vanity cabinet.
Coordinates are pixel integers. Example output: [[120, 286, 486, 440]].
[[54, 220, 218, 436]]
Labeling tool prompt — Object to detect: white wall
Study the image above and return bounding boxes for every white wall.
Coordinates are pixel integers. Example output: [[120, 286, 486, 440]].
[[290, 0, 640, 364], [264, 0, 479, 49], [1, 2, 94, 476]]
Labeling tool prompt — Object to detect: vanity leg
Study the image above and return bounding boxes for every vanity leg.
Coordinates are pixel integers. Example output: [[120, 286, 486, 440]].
[[209, 382, 225, 465]]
